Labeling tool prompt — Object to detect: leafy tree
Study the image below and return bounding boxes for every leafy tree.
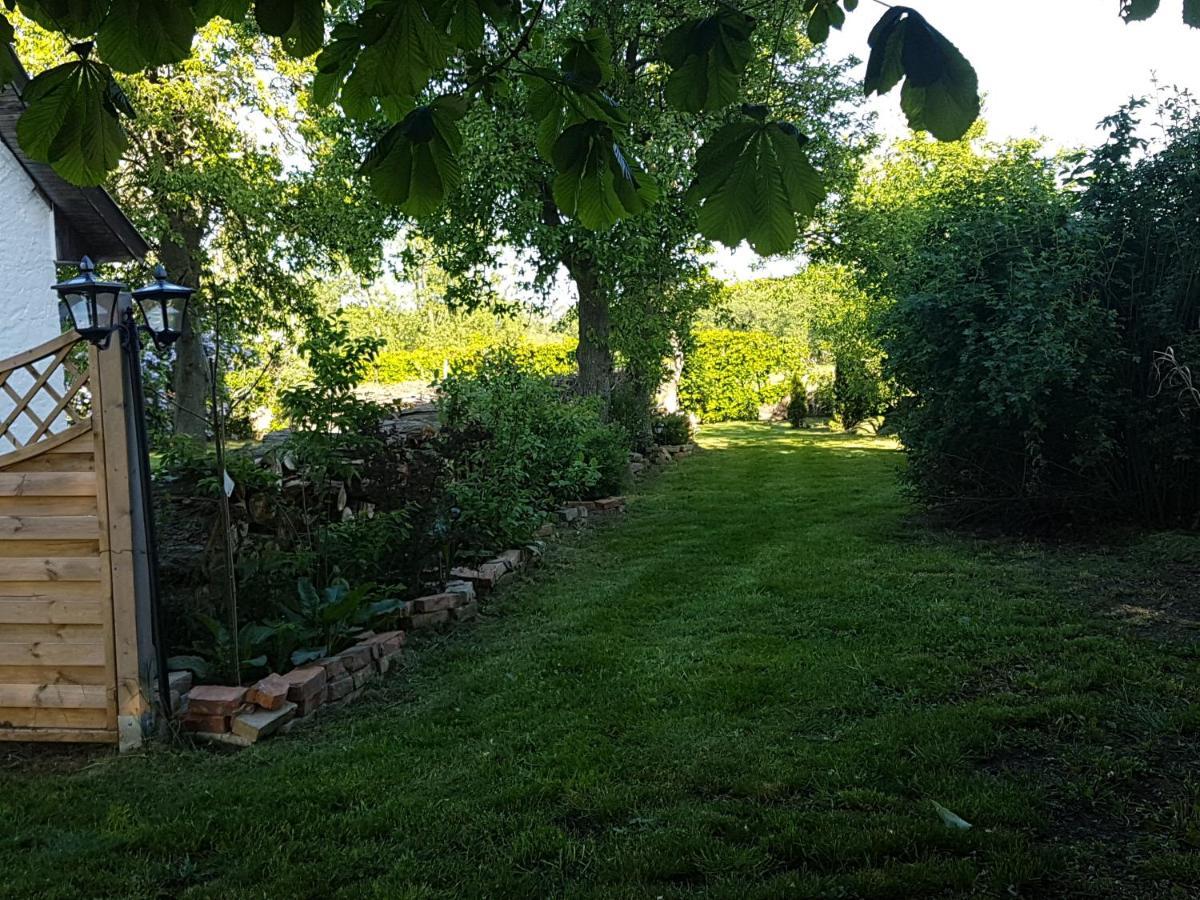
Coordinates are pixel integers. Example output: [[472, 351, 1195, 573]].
[[0, 0, 1012, 262], [13, 17, 398, 436], [404, 0, 868, 400]]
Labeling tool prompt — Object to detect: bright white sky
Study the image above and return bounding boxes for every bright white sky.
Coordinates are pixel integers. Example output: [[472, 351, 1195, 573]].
[[709, 0, 1200, 282]]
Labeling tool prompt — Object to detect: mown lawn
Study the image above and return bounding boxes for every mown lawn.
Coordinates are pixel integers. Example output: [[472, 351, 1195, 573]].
[[3, 423, 1199, 898]]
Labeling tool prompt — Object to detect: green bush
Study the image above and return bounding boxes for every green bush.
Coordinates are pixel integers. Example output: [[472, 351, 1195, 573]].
[[833, 355, 887, 430], [841, 129, 1120, 524], [437, 351, 628, 546], [652, 411, 693, 445], [679, 329, 796, 422], [786, 376, 808, 429]]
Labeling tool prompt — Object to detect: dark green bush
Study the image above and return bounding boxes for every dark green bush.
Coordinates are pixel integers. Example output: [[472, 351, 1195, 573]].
[[833, 355, 887, 430], [842, 106, 1200, 527], [786, 377, 808, 429], [652, 411, 693, 445]]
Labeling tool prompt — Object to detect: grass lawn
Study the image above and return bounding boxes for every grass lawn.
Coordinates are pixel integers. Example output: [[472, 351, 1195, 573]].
[[3, 423, 1199, 898]]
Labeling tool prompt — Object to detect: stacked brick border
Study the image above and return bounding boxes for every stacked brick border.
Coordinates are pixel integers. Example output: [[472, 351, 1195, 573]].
[[171, 496, 631, 747]]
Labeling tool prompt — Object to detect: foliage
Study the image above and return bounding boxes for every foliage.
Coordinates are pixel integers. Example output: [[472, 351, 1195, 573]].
[[786, 375, 808, 428], [0, 0, 1003, 251], [280, 577, 406, 666], [651, 411, 692, 446], [279, 313, 387, 480], [832, 126, 1122, 524], [703, 265, 890, 419], [832, 355, 886, 430], [1078, 93, 1200, 524], [437, 351, 628, 546], [678, 329, 798, 422], [14, 17, 398, 438]]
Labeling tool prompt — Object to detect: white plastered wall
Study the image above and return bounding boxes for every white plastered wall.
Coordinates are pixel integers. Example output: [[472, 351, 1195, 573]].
[[0, 141, 65, 450]]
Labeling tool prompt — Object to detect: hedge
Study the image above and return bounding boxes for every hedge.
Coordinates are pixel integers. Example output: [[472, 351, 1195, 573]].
[[678, 330, 804, 422], [368, 338, 577, 384]]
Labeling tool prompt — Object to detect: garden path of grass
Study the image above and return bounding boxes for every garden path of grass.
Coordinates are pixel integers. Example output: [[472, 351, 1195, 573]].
[[3, 423, 1199, 899]]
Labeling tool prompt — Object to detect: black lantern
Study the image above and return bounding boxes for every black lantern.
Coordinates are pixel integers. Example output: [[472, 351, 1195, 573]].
[[52, 256, 124, 348], [132, 264, 194, 349]]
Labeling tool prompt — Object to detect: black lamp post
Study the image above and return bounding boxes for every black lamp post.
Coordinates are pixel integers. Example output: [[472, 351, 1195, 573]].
[[53, 257, 196, 730]]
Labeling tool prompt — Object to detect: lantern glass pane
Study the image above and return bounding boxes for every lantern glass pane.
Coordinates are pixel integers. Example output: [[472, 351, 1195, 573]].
[[139, 297, 166, 334], [164, 297, 186, 333], [97, 289, 119, 328], [66, 292, 93, 330]]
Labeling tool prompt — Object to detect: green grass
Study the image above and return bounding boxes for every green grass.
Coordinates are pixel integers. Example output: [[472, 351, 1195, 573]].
[[3, 423, 1199, 898]]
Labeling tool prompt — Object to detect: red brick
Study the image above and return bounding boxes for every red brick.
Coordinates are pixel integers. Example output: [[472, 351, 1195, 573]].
[[595, 496, 625, 512], [411, 593, 456, 613], [281, 666, 326, 702], [182, 713, 230, 733], [186, 685, 247, 717], [314, 656, 347, 679], [445, 580, 475, 603], [450, 566, 499, 593], [361, 630, 405, 657], [325, 676, 354, 702], [339, 644, 372, 672], [231, 702, 296, 741], [376, 649, 403, 674], [245, 674, 290, 711]]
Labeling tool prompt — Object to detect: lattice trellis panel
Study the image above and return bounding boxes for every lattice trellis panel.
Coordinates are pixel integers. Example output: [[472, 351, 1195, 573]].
[[0, 332, 92, 456]]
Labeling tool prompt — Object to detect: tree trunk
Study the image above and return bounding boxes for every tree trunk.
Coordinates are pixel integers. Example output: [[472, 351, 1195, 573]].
[[160, 216, 208, 439], [566, 254, 613, 400]]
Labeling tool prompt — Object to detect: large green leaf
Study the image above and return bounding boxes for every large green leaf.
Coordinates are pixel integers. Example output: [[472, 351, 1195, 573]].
[[431, 0, 484, 50], [1120, 0, 1160, 21], [97, 0, 195, 72], [803, 0, 847, 45], [17, 59, 129, 186], [661, 8, 755, 113], [255, 0, 324, 58], [864, 7, 979, 141], [526, 69, 627, 161], [561, 27, 612, 88], [311, 22, 361, 106], [354, 0, 449, 104], [0, 15, 16, 88], [550, 119, 657, 230], [192, 0, 249, 24], [687, 118, 825, 255], [16, 0, 108, 39], [360, 98, 464, 215]]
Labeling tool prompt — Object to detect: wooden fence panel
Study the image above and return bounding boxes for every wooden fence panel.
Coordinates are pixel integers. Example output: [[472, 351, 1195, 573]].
[[0, 332, 130, 746]]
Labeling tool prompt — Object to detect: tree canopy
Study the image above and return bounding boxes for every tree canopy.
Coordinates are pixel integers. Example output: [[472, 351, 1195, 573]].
[[5, 1, 1189, 259]]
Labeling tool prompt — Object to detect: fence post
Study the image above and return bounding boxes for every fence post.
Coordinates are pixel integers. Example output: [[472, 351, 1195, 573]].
[[91, 332, 155, 750]]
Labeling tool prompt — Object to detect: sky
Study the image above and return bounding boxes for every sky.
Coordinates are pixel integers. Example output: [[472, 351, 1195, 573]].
[[708, 0, 1200, 282]]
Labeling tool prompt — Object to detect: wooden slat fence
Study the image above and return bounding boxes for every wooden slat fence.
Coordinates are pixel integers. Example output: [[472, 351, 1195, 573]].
[[0, 330, 148, 747]]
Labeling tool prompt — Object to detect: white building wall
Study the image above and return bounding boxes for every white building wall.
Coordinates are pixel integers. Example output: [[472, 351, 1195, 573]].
[[0, 141, 65, 450], [0, 142, 59, 356]]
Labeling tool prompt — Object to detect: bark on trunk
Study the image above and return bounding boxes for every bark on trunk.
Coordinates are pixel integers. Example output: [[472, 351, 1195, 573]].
[[160, 217, 208, 439], [566, 254, 613, 400]]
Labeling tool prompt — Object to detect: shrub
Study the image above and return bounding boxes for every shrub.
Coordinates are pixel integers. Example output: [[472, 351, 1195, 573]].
[[437, 351, 628, 546], [652, 411, 693, 445], [786, 376, 808, 429], [833, 355, 887, 430]]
